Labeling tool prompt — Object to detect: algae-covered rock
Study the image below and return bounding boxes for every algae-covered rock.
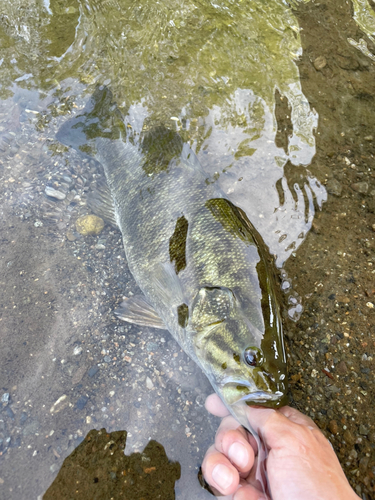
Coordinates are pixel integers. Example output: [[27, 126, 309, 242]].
[[76, 215, 105, 236]]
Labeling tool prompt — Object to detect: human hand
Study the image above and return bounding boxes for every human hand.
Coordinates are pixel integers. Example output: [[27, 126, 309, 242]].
[[202, 394, 360, 500]]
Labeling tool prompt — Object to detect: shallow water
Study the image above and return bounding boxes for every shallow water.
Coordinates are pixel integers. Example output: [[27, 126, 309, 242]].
[[0, 0, 374, 498]]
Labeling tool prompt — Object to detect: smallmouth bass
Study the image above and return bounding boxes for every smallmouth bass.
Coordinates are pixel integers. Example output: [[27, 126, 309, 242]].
[[57, 85, 288, 424]]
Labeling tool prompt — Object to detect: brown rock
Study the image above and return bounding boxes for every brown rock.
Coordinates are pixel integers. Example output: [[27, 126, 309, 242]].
[[335, 295, 350, 303], [329, 420, 338, 435], [343, 429, 355, 445], [66, 230, 77, 242], [337, 360, 348, 375]]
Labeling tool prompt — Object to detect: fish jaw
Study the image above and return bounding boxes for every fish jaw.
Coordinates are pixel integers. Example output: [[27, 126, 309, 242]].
[[218, 370, 288, 409]]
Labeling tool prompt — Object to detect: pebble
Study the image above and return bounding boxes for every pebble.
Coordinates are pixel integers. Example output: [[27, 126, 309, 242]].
[[45, 186, 66, 200], [314, 55, 327, 70], [343, 429, 355, 445], [66, 230, 77, 242], [336, 360, 348, 375], [1, 392, 9, 404], [75, 215, 105, 236], [326, 179, 342, 197], [351, 181, 369, 194], [103, 355, 111, 363], [50, 395, 69, 414], [146, 377, 154, 390], [359, 424, 369, 436], [88, 366, 99, 377], [329, 420, 338, 434], [75, 395, 89, 410], [73, 346, 82, 355]]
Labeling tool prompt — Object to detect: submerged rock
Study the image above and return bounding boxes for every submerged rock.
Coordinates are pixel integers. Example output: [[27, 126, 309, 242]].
[[314, 55, 327, 70], [326, 179, 342, 197], [76, 215, 105, 236], [351, 182, 369, 194], [45, 186, 66, 200]]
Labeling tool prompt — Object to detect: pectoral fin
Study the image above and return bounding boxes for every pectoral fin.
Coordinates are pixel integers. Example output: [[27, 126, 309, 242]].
[[88, 178, 118, 228], [115, 296, 166, 330]]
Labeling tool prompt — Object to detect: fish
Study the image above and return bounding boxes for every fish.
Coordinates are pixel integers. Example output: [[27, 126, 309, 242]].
[[57, 85, 288, 457]]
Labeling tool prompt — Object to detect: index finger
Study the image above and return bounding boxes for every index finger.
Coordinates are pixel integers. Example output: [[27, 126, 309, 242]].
[[245, 406, 322, 450], [205, 393, 231, 417]]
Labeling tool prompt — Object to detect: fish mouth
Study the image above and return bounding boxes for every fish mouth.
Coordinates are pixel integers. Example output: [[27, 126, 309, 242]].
[[239, 390, 284, 404], [220, 377, 285, 407]]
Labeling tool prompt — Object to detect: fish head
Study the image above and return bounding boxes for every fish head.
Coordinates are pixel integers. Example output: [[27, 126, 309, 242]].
[[190, 286, 288, 409]]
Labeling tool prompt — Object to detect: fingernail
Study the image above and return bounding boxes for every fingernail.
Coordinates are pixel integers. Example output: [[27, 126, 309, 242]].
[[228, 442, 248, 469], [212, 463, 233, 491]]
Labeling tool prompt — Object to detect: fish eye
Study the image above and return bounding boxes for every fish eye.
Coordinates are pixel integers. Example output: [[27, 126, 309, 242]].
[[244, 347, 263, 367]]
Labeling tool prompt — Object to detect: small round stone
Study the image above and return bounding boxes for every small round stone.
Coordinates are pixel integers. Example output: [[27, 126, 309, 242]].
[[328, 420, 338, 435], [76, 215, 105, 236], [314, 56, 327, 70]]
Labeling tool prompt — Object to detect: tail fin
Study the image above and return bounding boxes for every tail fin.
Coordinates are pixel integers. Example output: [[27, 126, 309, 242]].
[[56, 86, 126, 156]]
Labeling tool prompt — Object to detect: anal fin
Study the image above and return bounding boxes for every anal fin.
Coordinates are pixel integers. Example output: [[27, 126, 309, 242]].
[[114, 295, 166, 330]]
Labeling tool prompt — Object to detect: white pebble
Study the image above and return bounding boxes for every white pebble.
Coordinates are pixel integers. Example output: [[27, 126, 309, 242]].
[[45, 186, 66, 200]]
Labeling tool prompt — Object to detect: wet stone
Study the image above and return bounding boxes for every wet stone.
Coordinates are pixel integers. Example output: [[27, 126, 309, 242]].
[[50, 395, 69, 414], [45, 186, 66, 200], [337, 360, 348, 375], [325, 385, 340, 394], [1, 393, 9, 404], [326, 179, 342, 197], [313, 55, 327, 70], [359, 425, 369, 436], [66, 230, 77, 242], [351, 181, 369, 194], [343, 430, 355, 445], [76, 215, 105, 236], [146, 377, 154, 390], [329, 420, 338, 435], [75, 395, 89, 410]]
